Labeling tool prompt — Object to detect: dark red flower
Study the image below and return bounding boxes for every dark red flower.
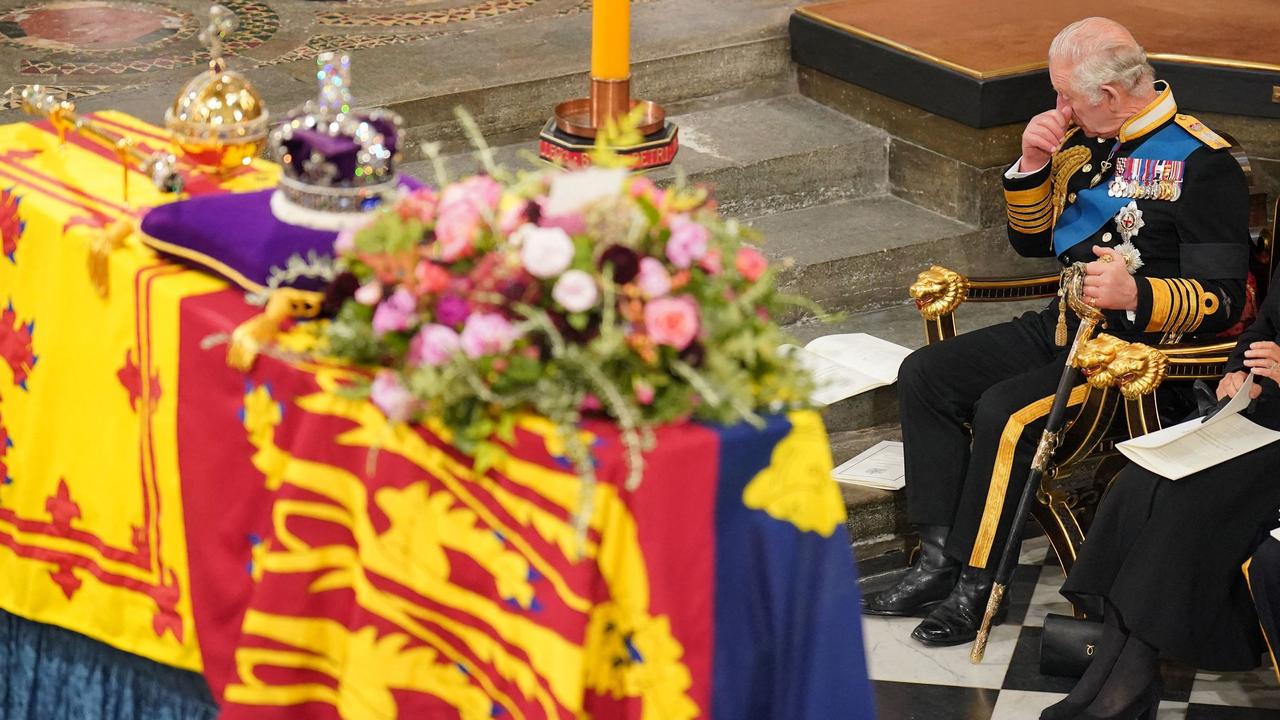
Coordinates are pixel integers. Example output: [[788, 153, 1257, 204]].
[[678, 340, 706, 368], [498, 271, 542, 306], [598, 245, 640, 284], [321, 271, 360, 316]]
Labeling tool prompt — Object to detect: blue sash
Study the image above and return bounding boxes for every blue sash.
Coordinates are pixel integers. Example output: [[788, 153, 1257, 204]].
[[1052, 123, 1201, 256]]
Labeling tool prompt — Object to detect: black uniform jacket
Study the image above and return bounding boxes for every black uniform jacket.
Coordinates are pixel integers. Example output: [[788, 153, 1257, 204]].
[[1224, 267, 1280, 430], [1003, 82, 1250, 342]]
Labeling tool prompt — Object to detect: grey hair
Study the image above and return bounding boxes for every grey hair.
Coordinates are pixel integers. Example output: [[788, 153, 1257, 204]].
[[1049, 18, 1155, 103]]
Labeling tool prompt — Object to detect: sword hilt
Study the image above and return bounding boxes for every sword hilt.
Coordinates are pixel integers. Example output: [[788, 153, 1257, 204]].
[[969, 582, 1006, 663]]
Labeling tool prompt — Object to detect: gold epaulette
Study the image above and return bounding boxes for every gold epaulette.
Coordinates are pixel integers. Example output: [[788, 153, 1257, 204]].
[[1174, 114, 1230, 150], [1144, 277, 1220, 337]]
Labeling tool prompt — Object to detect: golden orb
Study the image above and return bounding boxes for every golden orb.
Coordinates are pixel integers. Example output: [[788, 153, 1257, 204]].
[[166, 61, 269, 176]]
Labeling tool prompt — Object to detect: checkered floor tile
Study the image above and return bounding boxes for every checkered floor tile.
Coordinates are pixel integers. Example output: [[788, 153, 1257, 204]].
[[861, 537, 1280, 719]]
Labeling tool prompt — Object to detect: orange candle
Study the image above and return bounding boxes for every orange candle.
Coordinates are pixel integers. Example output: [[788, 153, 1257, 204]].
[[591, 0, 630, 80]]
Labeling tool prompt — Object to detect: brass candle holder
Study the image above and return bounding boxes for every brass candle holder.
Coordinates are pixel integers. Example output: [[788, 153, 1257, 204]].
[[541, 76, 679, 170]]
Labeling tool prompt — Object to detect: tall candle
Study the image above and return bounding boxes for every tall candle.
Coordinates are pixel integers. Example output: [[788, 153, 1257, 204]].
[[591, 0, 630, 80]]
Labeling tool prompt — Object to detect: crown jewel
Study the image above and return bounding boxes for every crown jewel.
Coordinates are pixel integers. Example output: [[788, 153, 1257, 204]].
[[269, 52, 403, 230]]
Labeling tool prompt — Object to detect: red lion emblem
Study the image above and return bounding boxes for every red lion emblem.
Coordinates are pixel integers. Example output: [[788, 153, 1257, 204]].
[[0, 187, 23, 263], [0, 302, 35, 390]]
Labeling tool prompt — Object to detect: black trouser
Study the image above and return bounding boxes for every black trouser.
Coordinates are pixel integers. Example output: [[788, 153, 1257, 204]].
[[1249, 538, 1280, 674], [899, 306, 1082, 568]]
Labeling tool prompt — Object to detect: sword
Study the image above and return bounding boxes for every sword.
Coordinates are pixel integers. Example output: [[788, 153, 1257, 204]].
[[971, 262, 1104, 663]]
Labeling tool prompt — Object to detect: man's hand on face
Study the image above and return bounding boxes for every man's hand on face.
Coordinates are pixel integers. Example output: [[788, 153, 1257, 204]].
[[1019, 97, 1074, 172]]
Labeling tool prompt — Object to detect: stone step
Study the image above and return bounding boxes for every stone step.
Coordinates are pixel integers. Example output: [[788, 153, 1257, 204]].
[[402, 92, 891, 217], [787, 296, 1050, 434], [752, 193, 1056, 320], [829, 424, 913, 579]]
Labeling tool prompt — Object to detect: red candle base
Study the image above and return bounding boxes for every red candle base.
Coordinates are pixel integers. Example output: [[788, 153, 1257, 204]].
[[538, 118, 679, 171]]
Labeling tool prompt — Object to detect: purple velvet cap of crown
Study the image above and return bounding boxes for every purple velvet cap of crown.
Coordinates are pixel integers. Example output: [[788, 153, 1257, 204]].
[[280, 113, 400, 187], [139, 175, 422, 292]]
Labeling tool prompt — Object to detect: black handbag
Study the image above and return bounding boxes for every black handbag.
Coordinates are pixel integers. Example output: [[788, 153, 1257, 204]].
[[1040, 613, 1106, 678]]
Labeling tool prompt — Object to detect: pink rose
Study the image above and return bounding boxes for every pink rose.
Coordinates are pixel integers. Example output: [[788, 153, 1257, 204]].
[[431, 176, 501, 263], [371, 287, 417, 337], [665, 215, 708, 269], [414, 261, 450, 295], [398, 187, 439, 224], [460, 312, 519, 358], [440, 175, 502, 213], [409, 323, 461, 367], [636, 257, 672, 298], [628, 176, 664, 205], [498, 200, 530, 236], [370, 370, 416, 422], [644, 296, 700, 350], [698, 248, 722, 275], [537, 207, 587, 236], [552, 269, 599, 313], [354, 281, 383, 306], [434, 203, 481, 263], [518, 225, 575, 278], [633, 378, 655, 405], [735, 247, 767, 282]]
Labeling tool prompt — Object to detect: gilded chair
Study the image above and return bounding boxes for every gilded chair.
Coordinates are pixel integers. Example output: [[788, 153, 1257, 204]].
[[907, 145, 1275, 577]]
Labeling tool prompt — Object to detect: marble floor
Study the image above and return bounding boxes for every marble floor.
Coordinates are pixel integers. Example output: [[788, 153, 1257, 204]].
[[862, 538, 1280, 719]]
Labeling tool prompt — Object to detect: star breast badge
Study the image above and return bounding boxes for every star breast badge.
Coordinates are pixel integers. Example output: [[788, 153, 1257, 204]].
[[1114, 201, 1144, 242]]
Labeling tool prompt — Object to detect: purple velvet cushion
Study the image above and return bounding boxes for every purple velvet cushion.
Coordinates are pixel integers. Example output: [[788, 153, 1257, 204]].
[[140, 188, 337, 293], [139, 176, 422, 293]]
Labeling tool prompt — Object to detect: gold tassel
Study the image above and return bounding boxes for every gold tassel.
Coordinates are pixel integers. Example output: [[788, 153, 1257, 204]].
[[1055, 286, 1068, 347], [88, 219, 135, 298], [226, 289, 324, 372]]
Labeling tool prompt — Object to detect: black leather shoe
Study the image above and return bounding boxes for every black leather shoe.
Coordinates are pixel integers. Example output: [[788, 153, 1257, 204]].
[[910, 566, 1008, 646], [862, 525, 960, 617]]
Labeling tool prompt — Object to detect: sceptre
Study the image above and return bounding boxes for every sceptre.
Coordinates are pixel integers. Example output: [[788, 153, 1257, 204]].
[[19, 85, 183, 199]]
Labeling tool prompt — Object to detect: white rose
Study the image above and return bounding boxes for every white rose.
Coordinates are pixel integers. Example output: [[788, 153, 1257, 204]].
[[552, 269, 599, 313], [518, 225, 576, 278]]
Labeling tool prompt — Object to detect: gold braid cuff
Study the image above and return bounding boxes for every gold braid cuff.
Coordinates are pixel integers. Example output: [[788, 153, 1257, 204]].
[[1143, 278, 1218, 337], [1005, 176, 1053, 234]]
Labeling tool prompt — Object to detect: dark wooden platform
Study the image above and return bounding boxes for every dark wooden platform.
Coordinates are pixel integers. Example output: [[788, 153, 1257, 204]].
[[791, 0, 1280, 128]]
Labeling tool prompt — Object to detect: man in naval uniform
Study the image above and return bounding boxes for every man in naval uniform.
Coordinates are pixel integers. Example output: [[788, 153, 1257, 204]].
[[861, 16, 1251, 647]]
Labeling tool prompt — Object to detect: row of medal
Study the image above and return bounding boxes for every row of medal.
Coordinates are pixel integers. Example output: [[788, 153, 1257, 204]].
[[1107, 156, 1183, 201]]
